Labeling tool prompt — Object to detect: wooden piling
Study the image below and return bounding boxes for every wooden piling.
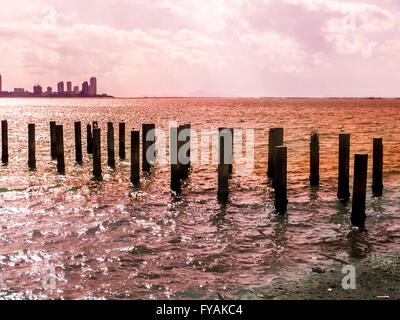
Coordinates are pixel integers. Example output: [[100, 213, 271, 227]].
[[310, 132, 320, 186], [274, 146, 288, 215], [229, 128, 234, 175], [268, 128, 284, 180], [50, 121, 56, 160], [187, 124, 192, 168], [131, 131, 140, 184], [87, 124, 93, 155], [351, 154, 368, 229], [93, 121, 98, 129], [107, 122, 115, 168], [372, 138, 383, 197], [338, 134, 350, 202], [28, 124, 36, 170], [142, 124, 156, 172], [92, 127, 102, 181], [218, 128, 230, 203], [1, 120, 8, 164], [181, 124, 191, 180], [119, 122, 126, 160], [170, 127, 181, 193], [74, 122, 83, 164], [176, 125, 185, 179], [55, 125, 65, 175]]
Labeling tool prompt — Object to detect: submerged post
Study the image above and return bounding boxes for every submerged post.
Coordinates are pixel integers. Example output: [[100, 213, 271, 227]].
[[351, 154, 368, 229], [229, 128, 234, 175], [74, 122, 83, 164], [50, 121, 56, 160], [338, 134, 350, 202], [107, 122, 115, 168], [176, 125, 185, 179], [142, 124, 156, 172], [170, 127, 181, 193], [119, 122, 126, 160], [131, 131, 140, 184], [372, 138, 383, 197], [180, 124, 191, 180], [2, 120, 8, 164], [268, 128, 284, 180], [310, 132, 320, 186], [87, 124, 93, 155], [274, 146, 288, 215], [55, 125, 65, 175], [218, 128, 230, 203], [92, 127, 102, 181], [28, 124, 36, 170]]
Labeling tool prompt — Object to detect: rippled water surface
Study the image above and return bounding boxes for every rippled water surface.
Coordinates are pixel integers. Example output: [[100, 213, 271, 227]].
[[0, 98, 400, 300]]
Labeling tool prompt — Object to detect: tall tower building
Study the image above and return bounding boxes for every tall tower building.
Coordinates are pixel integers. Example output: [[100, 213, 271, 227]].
[[0, 74, 2, 92], [67, 81, 72, 93], [57, 81, 64, 94], [89, 77, 97, 96], [33, 84, 43, 96], [82, 81, 89, 96]]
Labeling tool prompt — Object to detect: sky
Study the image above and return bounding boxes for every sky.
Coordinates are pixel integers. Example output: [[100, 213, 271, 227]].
[[0, 0, 399, 97]]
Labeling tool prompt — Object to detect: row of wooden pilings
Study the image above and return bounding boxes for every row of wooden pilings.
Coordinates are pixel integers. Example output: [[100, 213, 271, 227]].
[[1, 120, 383, 229]]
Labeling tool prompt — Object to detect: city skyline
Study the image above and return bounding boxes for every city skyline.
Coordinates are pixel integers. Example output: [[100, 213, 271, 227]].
[[0, 73, 108, 97]]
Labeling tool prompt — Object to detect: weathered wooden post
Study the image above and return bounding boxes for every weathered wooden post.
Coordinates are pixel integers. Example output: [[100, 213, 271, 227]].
[[55, 125, 65, 175], [372, 138, 383, 197], [107, 122, 115, 168], [74, 122, 83, 164], [268, 128, 284, 180], [50, 121, 57, 160], [218, 128, 230, 203], [87, 124, 93, 155], [170, 127, 181, 193], [93, 121, 98, 129], [180, 124, 191, 180], [229, 128, 234, 175], [351, 154, 368, 229], [274, 146, 288, 215], [119, 122, 126, 160], [2, 120, 8, 164], [338, 134, 350, 202], [92, 127, 102, 181], [131, 131, 140, 184], [28, 124, 36, 170], [176, 125, 185, 179], [310, 132, 319, 186], [142, 124, 156, 172]]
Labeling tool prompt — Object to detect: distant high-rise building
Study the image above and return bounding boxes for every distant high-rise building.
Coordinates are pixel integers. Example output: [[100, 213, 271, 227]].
[[67, 81, 72, 93], [89, 77, 97, 96], [57, 81, 64, 94], [73, 85, 80, 93], [0, 74, 2, 92], [33, 84, 43, 96], [47, 87, 52, 94], [82, 81, 89, 96]]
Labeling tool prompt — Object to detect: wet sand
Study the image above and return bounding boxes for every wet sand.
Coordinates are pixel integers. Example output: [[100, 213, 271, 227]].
[[239, 251, 400, 300]]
